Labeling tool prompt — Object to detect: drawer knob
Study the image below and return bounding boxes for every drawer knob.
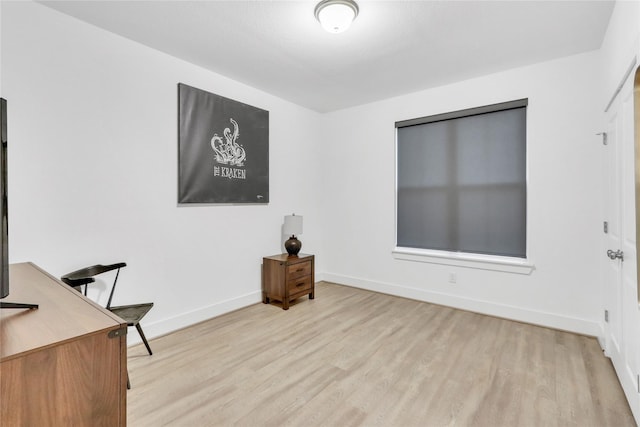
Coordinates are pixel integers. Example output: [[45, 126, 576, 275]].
[[296, 282, 305, 287]]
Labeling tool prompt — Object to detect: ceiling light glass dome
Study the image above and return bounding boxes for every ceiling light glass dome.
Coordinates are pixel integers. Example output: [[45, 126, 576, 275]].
[[314, 0, 359, 34]]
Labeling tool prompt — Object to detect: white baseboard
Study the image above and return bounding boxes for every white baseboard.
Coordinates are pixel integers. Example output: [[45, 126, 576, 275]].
[[321, 273, 601, 337], [596, 322, 609, 356], [126, 291, 262, 347], [127, 272, 601, 347]]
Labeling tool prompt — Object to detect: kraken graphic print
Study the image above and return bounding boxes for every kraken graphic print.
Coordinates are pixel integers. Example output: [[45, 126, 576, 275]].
[[211, 118, 246, 167], [178, 83, 269, 204]]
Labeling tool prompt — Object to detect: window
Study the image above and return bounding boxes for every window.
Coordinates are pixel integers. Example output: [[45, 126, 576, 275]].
[[395, 99, 527, 259]]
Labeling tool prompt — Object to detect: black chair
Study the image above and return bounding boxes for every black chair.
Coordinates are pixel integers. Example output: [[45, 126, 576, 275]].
[[61, 262, 154, 388], [62, 262, 154, 355]]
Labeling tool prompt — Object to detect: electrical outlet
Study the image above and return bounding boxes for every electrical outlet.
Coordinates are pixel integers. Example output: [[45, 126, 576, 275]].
[[448, 272, 457, 284]]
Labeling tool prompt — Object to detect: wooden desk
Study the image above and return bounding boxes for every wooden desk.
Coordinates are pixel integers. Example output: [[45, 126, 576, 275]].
[[0, 262, 127, 426]]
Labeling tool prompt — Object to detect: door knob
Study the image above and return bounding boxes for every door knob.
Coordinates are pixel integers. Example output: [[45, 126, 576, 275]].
[[607, 249, 624, 261]]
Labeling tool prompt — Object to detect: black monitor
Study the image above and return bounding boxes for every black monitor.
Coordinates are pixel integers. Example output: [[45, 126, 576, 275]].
[[1, 97, 8, 299], [0, 98, 38, 310]]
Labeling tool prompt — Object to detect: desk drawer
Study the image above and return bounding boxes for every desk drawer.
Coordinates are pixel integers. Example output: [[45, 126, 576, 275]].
[[287, 261, 312, 280]]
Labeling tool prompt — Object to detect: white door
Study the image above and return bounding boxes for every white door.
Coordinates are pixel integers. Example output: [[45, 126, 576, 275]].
[[602, 68, 640, 421]]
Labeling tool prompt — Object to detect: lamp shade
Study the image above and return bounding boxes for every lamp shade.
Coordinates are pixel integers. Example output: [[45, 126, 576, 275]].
[[283, 214, 303, 236], [314, 0, 359, 34]]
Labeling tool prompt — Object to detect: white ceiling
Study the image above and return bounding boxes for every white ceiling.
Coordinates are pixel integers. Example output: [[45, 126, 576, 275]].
[[40, 0, 614, 113]]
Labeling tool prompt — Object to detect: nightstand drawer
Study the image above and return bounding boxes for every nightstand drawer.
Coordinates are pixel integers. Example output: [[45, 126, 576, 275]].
[[287, 261, 312, 280], [287, 275, 312, 294]]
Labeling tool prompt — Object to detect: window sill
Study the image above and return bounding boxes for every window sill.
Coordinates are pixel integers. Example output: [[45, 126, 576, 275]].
[[392, 247, 535, 275]]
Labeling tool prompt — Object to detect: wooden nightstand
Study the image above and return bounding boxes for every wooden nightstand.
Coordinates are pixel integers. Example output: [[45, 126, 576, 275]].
[[262, 253, 315, 310]]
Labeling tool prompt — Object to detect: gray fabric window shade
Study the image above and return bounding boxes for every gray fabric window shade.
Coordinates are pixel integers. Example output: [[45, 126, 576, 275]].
[[396, 100, 527, 258]]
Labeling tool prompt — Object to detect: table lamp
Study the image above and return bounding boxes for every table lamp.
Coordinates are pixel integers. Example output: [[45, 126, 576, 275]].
[[283, 214, 303, 256]]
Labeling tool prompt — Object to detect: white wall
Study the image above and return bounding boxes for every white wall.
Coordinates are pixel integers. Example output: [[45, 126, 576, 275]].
[[1, 1, 623, 343], [1, 2, 324, 342], [319, 51, 604, 336], [600, 0, 640, 109]]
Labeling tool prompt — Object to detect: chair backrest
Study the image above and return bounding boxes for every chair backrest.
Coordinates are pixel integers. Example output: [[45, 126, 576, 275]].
[[105, 263, 126, 310], [61, 275, 95, 289], [60, 262, 127, 308]]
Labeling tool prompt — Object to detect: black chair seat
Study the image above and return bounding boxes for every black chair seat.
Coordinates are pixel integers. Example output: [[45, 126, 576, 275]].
[[110, 303, 154, 325]]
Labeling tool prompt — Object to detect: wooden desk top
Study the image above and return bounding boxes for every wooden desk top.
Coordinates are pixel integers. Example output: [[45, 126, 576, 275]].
[[1, 262, 125, 362]]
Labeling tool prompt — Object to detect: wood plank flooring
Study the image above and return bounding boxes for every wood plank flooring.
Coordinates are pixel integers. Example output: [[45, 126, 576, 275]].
[[127, 282, 635, 426]]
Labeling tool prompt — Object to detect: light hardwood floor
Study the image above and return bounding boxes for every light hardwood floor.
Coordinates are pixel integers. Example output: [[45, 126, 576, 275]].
[[127, 282, 635, 426]]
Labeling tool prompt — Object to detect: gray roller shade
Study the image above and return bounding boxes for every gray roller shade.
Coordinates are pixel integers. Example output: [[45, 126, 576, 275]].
[[396, 100, 527, 258]]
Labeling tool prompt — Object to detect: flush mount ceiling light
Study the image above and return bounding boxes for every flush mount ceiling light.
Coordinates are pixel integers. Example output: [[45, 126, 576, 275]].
[[314, 0, 359, 34]]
